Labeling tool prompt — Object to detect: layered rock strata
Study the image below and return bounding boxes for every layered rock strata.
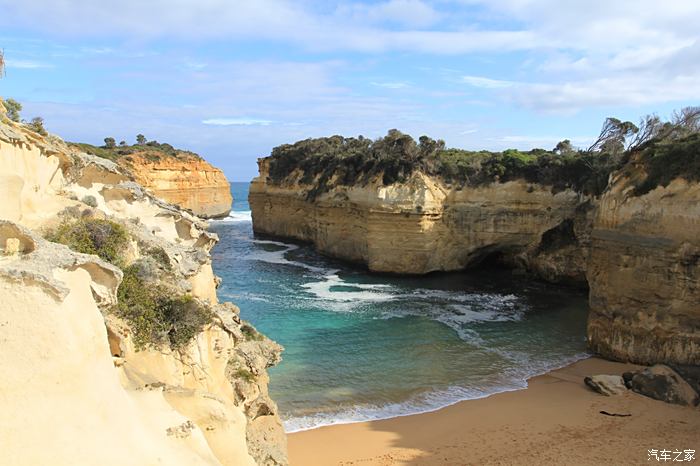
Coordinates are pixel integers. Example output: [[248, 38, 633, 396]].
[[587, 165, 700, 365], [250, 158, 591, 284], [119, 152, 233, 219], [251, 153, 699, 367], [0, 105, 287, 466]]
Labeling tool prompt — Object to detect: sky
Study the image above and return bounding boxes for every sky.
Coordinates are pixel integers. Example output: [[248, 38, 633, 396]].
[[1, 0, 699, 181]]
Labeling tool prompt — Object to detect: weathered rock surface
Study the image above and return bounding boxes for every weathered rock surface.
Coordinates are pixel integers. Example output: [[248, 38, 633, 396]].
[[119, 151, 233, 219], [0, 104, 287, 465], [587, 166, 700, 366], [628, 365, 700, 407], [251, 148, 700, 369], [584, 375, 628, 396], [250, 158, 591, 283]]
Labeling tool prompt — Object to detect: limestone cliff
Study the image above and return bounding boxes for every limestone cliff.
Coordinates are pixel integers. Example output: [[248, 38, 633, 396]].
[[250, 133, 699, 368], [587, 160, 700, 366], [118, 151, 233, 219], [0, 104, 287, 465], [250, 158, 591, 284]]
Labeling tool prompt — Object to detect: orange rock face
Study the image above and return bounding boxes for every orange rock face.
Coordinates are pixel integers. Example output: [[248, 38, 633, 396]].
[[119, 152, 232, 218]]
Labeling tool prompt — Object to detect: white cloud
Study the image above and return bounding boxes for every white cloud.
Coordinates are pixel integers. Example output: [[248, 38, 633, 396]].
[[371, 81, 411, 89], [5, 59, 52, 69], [202, 118, 273, 126], [336, 0, 442, 28], [462, 75, 514, 88]]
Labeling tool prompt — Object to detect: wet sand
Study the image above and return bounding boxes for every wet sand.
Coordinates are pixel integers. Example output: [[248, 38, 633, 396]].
[[288, 357, 699, 465]]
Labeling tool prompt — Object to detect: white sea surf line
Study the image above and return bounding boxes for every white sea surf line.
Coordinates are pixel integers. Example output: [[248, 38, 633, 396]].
[[301, 271, 395, 303], [282, 351, 591, 433], [211, 210, 252, 223]]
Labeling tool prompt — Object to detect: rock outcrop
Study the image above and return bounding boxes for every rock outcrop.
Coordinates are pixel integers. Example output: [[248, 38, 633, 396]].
[[250, 138, 699, 369], [0, 103, 287, 465], [583, 375, 627, 396], [250, 158, 590, 284], [587, 164, 700, 366], [118, 151, 233, 219], [627, 365, 699, 407]]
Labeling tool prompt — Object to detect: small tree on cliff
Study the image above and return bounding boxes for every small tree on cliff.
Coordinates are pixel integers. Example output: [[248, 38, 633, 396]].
[[4, 98, 22, 122], [553, 139, 574, 155], [136, 134, 147, 145], [104, 137, 116, 149], [26, 116, 48, 136]]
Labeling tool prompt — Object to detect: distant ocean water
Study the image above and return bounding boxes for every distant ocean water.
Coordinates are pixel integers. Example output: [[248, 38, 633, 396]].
[[210, 182, 590, 433]]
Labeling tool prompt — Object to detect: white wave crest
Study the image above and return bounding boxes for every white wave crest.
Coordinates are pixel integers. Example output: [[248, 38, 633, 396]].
[[214, 210, 252, 223], [301, 271, 396, 303], [283, 351, 590, 433]]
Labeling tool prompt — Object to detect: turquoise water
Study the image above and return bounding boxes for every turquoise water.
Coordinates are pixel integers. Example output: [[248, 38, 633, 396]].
[[210, 182, 590, 432]]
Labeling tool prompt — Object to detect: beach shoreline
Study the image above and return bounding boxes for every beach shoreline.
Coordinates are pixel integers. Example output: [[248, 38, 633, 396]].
[[288, 357, 699, 465]]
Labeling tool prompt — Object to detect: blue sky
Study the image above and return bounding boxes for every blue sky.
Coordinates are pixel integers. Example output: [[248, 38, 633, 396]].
[[1, 0, 699, 181]]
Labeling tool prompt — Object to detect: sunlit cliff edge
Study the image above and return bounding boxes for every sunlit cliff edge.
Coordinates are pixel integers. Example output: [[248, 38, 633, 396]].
[[0, 99, 287, 466], [118, 152, 233, 219]]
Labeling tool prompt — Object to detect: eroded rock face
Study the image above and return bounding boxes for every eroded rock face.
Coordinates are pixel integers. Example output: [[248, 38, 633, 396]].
[[629, 365, 700, 406], [0, 110, 287, 465], [250, 158, 591, 282], [119, 152, 233, 219], [251, 152, 700, 368], [587, 170, 700, 366]]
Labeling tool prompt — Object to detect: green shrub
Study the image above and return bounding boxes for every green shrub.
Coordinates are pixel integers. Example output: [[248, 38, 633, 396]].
[[46, 218, 129, 266], [81, 195, 98, 208], [4, 98, 22, 122], [233, 367, 256, 383], [241, 323, 264, 341], [145, 246, 172, 271], [26, 116, 48, 136], [116, 264, 213, 350], [634, 133, 700, 196], [264, 110, 699, 198], [68, 140, 197, 162], [266, 131, 617, 198]]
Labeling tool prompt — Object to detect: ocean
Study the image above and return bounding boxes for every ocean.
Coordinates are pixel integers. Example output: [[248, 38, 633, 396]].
[[209, 182, 590, 433]]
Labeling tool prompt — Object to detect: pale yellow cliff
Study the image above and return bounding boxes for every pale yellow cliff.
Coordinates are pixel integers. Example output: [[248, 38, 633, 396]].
[[119, 152, 233, 219], [0, 104, 287, 466], [250, 158, 590, 283], [587, 162, 700, 365]]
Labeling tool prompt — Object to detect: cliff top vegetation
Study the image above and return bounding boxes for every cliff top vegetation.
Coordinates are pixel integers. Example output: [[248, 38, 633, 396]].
[[70, 137, 201, 163], [265, 108, 700, 199]]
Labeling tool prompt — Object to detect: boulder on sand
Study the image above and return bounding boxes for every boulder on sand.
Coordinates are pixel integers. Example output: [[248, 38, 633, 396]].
[[629, 365, 700, 407], [584, 375, 627, 396]]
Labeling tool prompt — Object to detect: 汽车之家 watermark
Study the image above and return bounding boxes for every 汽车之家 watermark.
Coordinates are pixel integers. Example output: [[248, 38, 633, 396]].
[[648, 450, 695, 462]]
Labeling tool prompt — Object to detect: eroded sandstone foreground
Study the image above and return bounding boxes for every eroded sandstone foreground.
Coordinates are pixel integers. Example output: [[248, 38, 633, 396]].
[[250, 128, 700, 367], [0, 101, 287, 465]]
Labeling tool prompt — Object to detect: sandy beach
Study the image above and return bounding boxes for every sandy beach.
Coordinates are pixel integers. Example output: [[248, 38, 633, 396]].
[[288, 358, 699, 465]]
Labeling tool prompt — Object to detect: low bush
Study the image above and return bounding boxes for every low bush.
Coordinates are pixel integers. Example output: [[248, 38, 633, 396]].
[[233, 367, 256, 383], [116, 264, 213, 350], [68, 140, 198, 162], [45, 218, 129, 266], [633, 133, 700, 195], [144, 245, 172, 271], [81, 195, 98, 207], [241, 323, 264, 341], [266, 131, 616, 198], [264, 109, 699, 199]]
